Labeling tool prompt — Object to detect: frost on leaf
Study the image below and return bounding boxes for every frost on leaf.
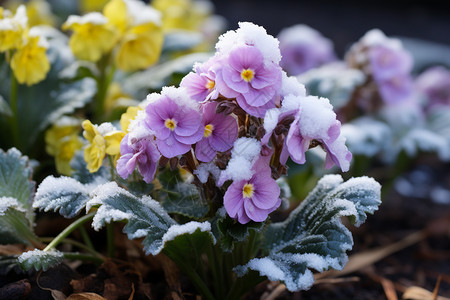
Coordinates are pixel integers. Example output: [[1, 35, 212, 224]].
[[87, 182, 215, 255], [18, 249, 64, 271], [0, 148, 37, 245], [235, 174, 381, 292], [34, 175, 100, 219]]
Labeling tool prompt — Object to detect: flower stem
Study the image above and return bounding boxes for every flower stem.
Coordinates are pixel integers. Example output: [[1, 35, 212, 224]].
[[39, 237, 105, 260], [43, 212, 95, 252], [78, 225, 95, 252], [63, 252, 104, 265], [95, 53, 116, 123]]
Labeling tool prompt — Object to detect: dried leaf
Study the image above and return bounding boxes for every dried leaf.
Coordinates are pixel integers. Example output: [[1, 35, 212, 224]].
[[402, 286, 450, 300], [67, 293, 106, 300]]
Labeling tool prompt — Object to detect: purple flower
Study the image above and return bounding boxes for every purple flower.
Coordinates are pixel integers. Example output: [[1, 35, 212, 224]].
[[117, 134, 161, 183], [377, 74, 414, 104], [215, 44, 282, 117], [195, 102, 238, 162], [266, 95, 352, 172], [369, 45, 413, 81], [416, 66, 450, 110], [278, 24, 336, 76], [145, 88, 204, 158], [223, 155, 281, 224], [180, 57, 220, 102]]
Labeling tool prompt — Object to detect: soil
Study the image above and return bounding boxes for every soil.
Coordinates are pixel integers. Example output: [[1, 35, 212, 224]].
[[1, 161, 450, 300]]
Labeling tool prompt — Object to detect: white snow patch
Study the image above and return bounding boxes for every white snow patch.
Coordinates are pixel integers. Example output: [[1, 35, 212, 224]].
[[124, 0, 162, 26], [298, 96, 336, 139], [194, 162, 221, 184], [64, 12, 108, 27], [147, 86, 200, 112], [263, 108, 281, 134], [162, 221, 213, 244], [0, 197, 24, 215], [216, 22, 281, 66]]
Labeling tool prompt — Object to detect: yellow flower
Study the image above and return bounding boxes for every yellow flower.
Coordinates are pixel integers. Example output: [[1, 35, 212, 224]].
[[152, 0, 208, 32], [62, 12, 118, 62], [82, 120, 125, 172], [10, 30, 50, 85], [80, 0, 109, 12], [6, 0, 56, 27], [45, 118, 83, 175], [120, 106, 140, 132], [0, 5, 27, 52], [115, 23, 163, 71], [103, 0, 164, 71]]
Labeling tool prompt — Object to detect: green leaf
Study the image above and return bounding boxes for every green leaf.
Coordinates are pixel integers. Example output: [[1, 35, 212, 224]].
[[0, 148, 35, 221], [211, 209, 265, 252], [157, 168, 209, 219], [33, 176, 93, 219], [0, 94, 12, 117], [235, 175, 381, 292], [87, 182, 215, 256], [18, 249, 64, 271]]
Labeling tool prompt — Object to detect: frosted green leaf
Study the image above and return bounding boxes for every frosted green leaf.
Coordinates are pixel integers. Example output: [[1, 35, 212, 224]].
[[235, 175, 381, 292], [0, 95, 12, 117], [18, 249, 64, 271]]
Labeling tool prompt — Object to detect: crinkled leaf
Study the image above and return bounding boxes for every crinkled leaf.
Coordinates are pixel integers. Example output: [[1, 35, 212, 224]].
[[87, 182, 175, 255], [18, 249, 64, 271], [122, 52, 211, 99], [0, 149, 36, 244], [235, 175, 381, 292], [211, 209, 265, 252], [34, 176, 98, 219], [157, 169, 209, 219], [0, 94, 12, 117]]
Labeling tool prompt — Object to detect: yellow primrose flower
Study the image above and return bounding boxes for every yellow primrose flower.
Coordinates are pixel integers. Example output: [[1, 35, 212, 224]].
[[62, 12, 118, 62], [0, 5, 27, 52], [45, 117, 83, 175], [115, 23, 163, 71], [82, 120, 125, 172], [6, 0, 56, 27], [103, 0, 163, 71], [10, 29, 50, 85], [80, 0, 109, 12], [152, 0, 209, 32], [120, 106, 140, 132]]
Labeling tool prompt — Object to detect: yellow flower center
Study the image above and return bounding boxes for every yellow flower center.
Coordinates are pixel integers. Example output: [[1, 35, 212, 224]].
[[242, 183, 254, 199], [165, 118, 177, 131], [204, 124, 214, 138], [205, 80, 215, 90], [241, 69, 254, 82]]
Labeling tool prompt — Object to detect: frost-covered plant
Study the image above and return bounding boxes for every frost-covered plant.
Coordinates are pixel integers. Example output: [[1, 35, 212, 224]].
[[5, 22, 381, 299], [298, 29, 450, 170]]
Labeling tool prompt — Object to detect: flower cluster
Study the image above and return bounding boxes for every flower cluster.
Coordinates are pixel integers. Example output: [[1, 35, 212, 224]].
[[0, 5, 50, 85], [346, 29, 414, 105], [278, 24, 336, 76], [416, 66, 450, 111], [116, 22, 352, 224], [63, 0, 163, 72]]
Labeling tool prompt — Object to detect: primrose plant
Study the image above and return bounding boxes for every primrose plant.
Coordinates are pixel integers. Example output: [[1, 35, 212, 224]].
[[10, 22, 381, 299]]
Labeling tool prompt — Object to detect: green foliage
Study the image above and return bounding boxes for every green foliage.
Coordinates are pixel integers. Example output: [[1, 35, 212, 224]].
[[235, 174, 381, 292], [157, 168, 209, 219], [18, 249, 64, 272], [0, 148, 37, 245]]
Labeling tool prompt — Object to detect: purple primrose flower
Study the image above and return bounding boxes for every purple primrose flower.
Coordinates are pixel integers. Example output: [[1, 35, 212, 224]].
[[215, 44, 282, 117], [416, 66, 450, 110], [180, 57, 220, 102], [117, 134, 161, 183], [145, 88, 204, 158], [195, 102, 238, 162], [377, 74, 414, 104], [224, 155, 281, 224], [278, 24, 336, 76], [369, 45, 413, 81]]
